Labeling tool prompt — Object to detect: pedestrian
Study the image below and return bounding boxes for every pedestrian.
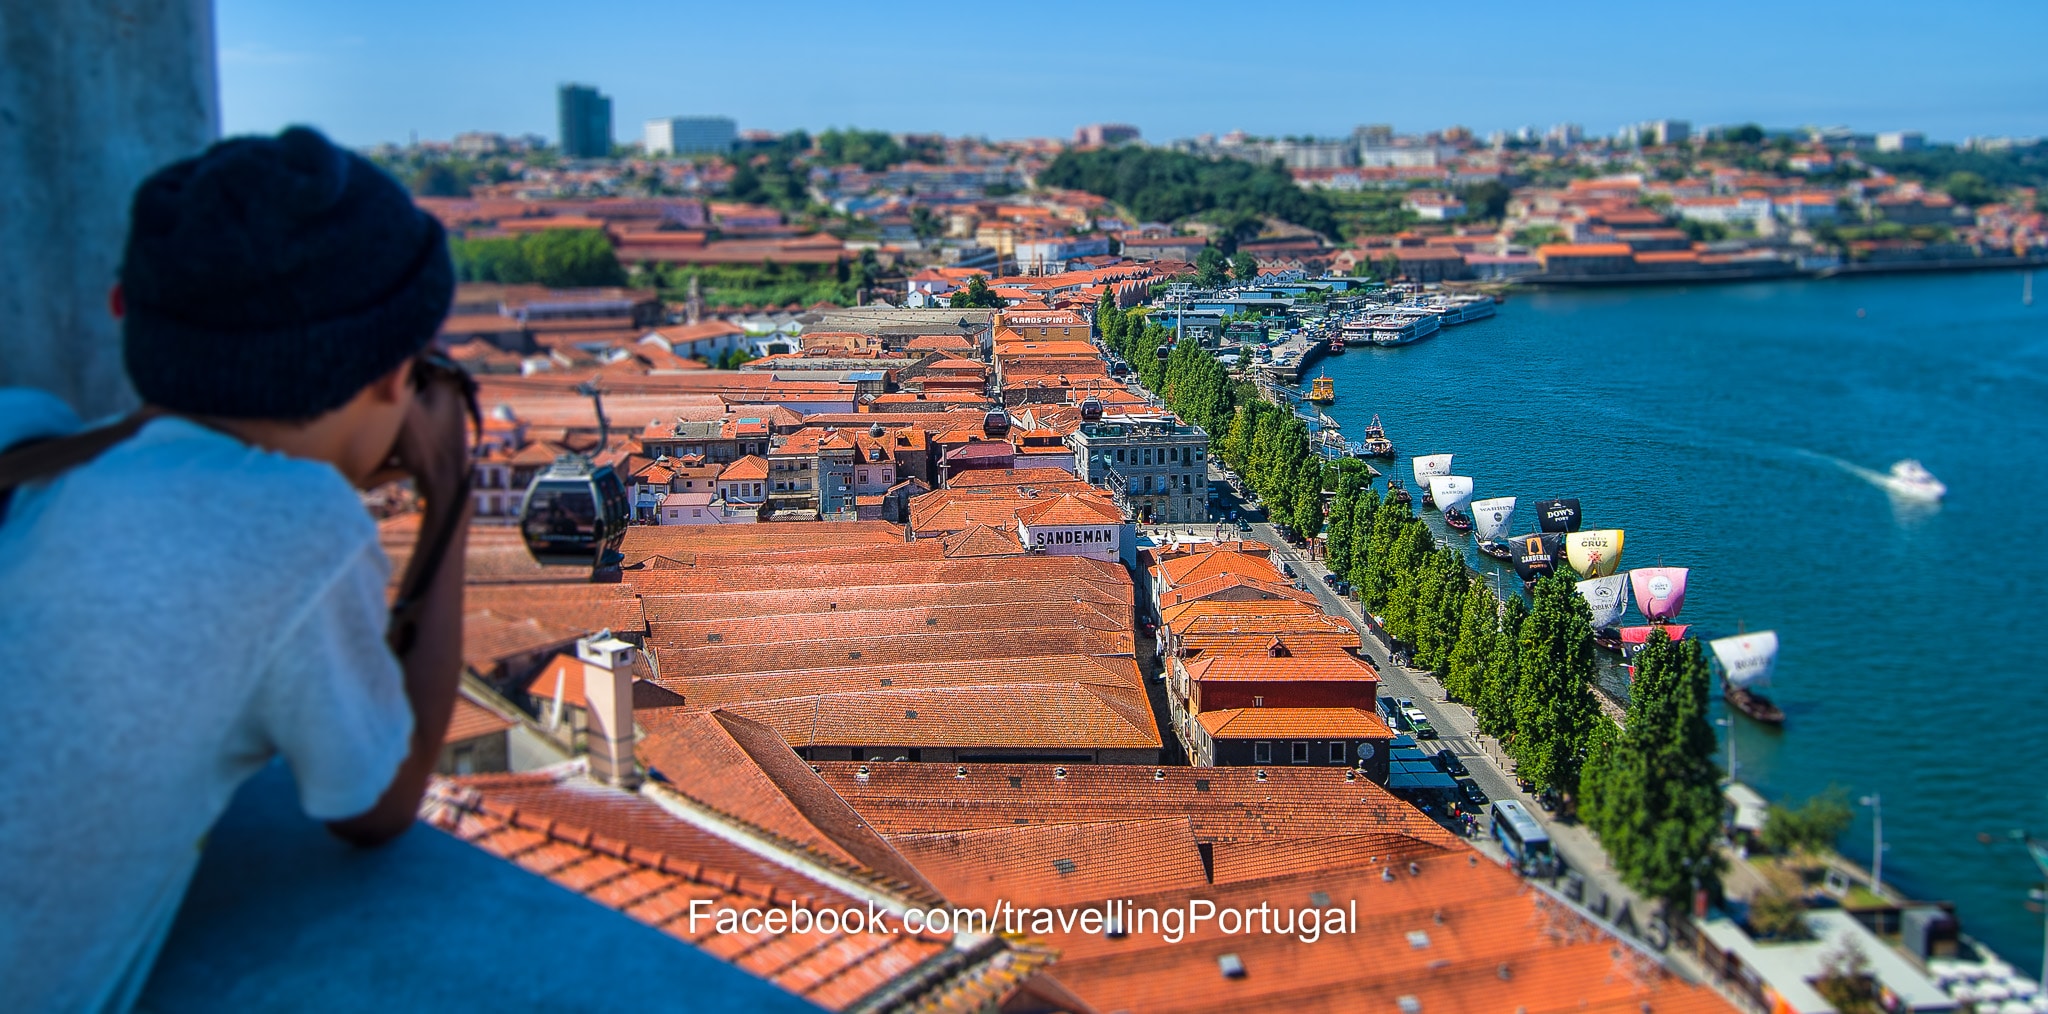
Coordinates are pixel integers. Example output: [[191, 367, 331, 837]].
[[0, 126, 471, 1010]]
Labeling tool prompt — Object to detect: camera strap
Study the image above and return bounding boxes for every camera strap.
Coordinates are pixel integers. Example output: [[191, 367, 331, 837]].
[[0, 409, 162, 518], [0, 406, 469, 657]]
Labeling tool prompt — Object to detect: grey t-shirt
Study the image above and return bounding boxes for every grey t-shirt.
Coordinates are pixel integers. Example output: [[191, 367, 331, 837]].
[[0, 389, 414, 1012]]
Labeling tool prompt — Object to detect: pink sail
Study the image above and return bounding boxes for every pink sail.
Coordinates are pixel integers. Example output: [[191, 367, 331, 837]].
[[1628, 567, 1689, 622], [1619, 624, 1691, 645]]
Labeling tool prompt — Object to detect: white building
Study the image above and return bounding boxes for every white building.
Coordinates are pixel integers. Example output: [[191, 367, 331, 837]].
[[644, 116, 737, 157], [1875, 131, 1924, 153]]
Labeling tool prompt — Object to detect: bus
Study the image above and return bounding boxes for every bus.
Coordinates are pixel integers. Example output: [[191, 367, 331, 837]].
[[1490, 800, 1560, 877]]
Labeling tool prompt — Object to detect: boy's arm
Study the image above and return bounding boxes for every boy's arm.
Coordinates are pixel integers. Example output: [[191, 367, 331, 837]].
[[328, 382, 471, 847]]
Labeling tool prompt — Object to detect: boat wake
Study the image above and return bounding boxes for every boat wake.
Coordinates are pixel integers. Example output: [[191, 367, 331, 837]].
[[1791, 450, 1948, 511]]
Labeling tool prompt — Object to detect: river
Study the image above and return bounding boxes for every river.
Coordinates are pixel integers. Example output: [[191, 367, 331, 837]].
[[1313, 269, 2048, 969]]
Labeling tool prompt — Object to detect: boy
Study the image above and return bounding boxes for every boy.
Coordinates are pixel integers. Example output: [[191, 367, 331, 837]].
[[0, 127, 471, 1011]]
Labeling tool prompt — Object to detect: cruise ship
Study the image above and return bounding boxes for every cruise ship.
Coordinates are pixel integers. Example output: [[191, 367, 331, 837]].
[[1429, 293, 1498, 324], [1365, 308, 1442, 346]]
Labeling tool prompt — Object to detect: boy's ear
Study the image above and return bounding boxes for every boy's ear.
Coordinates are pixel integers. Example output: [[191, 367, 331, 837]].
[[371, 357, 414, 404]]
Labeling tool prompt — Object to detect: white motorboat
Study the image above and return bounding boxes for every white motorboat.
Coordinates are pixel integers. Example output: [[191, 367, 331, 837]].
[[1884, 459, 1946, 500]]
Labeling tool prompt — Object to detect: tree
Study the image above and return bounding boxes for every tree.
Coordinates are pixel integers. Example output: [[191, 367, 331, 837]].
[[409, 163, 469, 197], [1037, 145, 1340, 237], [1508, 573, 1600, 795], [1762, 787, 1854, 857], [949, 274, 1003, 308], [1474, 594, 1526, 738], [522, 228, 626, 288], [1602, 631, 1724, 912], [1940, 171, 2000, 207], [1511, 225, 1567, 247], [1230, 249, 1260, 282], [1196, 246, 1229, 288], [1577, 716, 1628, 843], [1444, 579, 1496, 702]]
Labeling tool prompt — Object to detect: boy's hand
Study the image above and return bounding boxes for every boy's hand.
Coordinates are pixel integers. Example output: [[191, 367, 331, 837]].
[[389, 369, 471, 510]]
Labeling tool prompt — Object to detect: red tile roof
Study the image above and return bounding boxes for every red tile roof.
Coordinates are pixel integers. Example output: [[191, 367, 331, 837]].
[[1196, 707, 1393, 740]]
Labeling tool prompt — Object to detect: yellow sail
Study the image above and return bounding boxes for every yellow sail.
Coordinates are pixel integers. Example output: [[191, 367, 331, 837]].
[[1565, 529, 1625, 578]]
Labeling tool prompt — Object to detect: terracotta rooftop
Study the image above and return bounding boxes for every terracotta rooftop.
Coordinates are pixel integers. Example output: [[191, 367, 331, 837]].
[[887, 817, 1210, 910], [462, 609, 582, 674], [1196, 707, 1394, 740], [422, 769, 1043, 1011], [813, 763, 1459, 847]]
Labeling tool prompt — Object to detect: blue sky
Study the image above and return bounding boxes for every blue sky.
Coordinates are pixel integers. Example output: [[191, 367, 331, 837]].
[[219, 0, 2048, 147]]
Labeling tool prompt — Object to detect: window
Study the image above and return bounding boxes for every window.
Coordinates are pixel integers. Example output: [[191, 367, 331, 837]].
[[1291, 741, 1310, 764], [1143, 448, 1152, 465], [858, 470, 869, 483], [1252, 695, 1264, 707], [1253, 742, 1272, 764], [1330, 742, 1347, 763], [1195, 450, 1205, 461], [752, 483, 761, 497], [692, 509, 702, 517], [1116, 449, 1125, 463]]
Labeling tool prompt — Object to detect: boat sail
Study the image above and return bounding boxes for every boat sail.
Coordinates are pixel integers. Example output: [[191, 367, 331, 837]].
[[1628, 567, 1689, 622], [1575, 574, 1630, 630], [1411, 453, 1453, 486], [1710, 631, 1778, 690], [1470, 496, 1516, 540], [1427, 475, 1475, 513], [1565, 529, 1625, 578], [1508, 533, 1565, 582], [1619, 624, 1691, 658], [1535, 498, 1583, 533], [1711, 631, 1785, 725]]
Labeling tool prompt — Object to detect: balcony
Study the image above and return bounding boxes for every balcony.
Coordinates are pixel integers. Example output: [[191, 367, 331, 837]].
[[140, 764, 820, 1012]]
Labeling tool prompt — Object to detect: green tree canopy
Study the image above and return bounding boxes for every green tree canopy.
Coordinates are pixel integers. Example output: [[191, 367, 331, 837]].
[[1038, 146, 1339, 237], [949, 274, 1004, 308], [1508, 572, 1600, 795], [1230, 249, 1261, 282]]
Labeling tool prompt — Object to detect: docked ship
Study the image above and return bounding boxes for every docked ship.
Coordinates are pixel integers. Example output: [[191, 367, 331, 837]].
[[1307, 373, 1335, 404], [1358, 414, 1396, 459], [1712, 631, 1785, 725], [1428, 293, 1499, 324], [1442, 505, 1472, 531], [1328, 329, 1347, 353], [1364, 309, 1442, 347]]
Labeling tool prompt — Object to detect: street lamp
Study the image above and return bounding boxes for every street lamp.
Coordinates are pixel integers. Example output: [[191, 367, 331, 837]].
[[2022, 832, 2048, 982], [1860, 793, 1884, 895], [1715, 718, 1738, 782]]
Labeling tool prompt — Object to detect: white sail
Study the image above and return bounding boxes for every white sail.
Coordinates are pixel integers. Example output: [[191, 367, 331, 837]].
[[1428, 475, 1475, 513], [1411, 453, 1453, 485], [1470, 496, 1516, 540], [1576, 574, 1629, 629], [1710, 631, 1779, 690]]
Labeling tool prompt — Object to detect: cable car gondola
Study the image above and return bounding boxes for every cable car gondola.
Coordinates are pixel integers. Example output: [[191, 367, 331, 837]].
[[518, 382, 629, 571]]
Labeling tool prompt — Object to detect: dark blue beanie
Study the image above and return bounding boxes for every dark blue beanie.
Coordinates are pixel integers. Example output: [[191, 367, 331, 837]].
[[121, 126, 454, 419]]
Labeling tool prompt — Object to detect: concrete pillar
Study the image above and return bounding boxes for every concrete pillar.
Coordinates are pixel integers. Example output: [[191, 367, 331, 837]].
[[0, 0, 218, 418]]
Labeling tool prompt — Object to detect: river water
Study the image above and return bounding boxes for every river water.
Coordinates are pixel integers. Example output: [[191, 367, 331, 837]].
[[1314, 270, 2048, 969]]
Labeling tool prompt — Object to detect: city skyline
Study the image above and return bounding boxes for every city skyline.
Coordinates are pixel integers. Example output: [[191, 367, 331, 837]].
[[220, 0, 2048, 148]]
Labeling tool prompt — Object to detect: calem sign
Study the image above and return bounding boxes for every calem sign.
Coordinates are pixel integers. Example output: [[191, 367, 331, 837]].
[[1027, 524, 1119, 557]]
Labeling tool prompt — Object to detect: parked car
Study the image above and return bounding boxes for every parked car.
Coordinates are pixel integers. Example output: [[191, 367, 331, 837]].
[[1376, 697, 1400, 723], [1280, 562, 1295, 578], [1321, 572, 1339, 585], [1433, 749, 1468, 777], [1456, 777, 1490, 810], [1386, 709, 1413, 733]]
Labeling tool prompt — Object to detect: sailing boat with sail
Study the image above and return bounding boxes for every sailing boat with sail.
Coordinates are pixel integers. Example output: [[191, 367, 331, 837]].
[[1471, 496, 1516, 560], [1565, 529, 1625, 578], [1576, 574, 1630, 651], [1428, 475, 1475, 531], [1619, 567, 1689, 658], [1711, 631, 1785, 725], [1413, 454, 1452, 509]]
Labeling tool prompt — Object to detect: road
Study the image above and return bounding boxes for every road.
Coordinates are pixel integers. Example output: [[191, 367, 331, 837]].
[[1146, 465, 1708, 978]]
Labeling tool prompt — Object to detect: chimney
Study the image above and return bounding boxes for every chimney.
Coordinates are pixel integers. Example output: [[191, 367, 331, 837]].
[[578, 629, 641, 788]]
